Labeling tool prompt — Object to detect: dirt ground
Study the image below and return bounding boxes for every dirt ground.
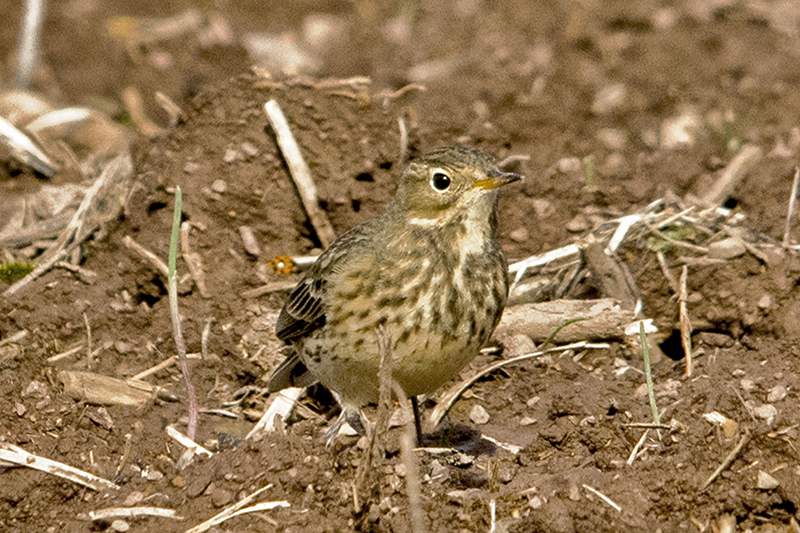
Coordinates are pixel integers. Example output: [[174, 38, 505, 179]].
[[3, 1, 800, 532]]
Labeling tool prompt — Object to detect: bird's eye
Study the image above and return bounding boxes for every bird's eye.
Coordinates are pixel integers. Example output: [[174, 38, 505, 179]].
[[430, 172, 451, 192]]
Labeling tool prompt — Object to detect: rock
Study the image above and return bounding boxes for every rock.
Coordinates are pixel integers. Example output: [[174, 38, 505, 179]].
[[211, 179, 227, 193], [708, 238, 747, 259], [767, 385, 788, 403], [591, 83, 627, 115], [596, 128, 627, 151], [238, 226, 261, 257], [110, 520, 130, 532], [661, 108, 701, 149], [757, 294, 772, 310], [565, 213, 590, 233], [223, 148, 241, 163], [556, 157, 581, 173], [526, 396, 541, 408], [740, 379, 757, 392], [447, 488, 488, 502], [469, 404, 490, 425], [756, 470, 780, 490], [697, 332, 734, 348], [753, 404, 778, 425], [211, 487, 234, 507], [509, 227, 529, 243], [529, 496, 543, 509], [531, 198, 555, 218], [519, 416, 536, 426]]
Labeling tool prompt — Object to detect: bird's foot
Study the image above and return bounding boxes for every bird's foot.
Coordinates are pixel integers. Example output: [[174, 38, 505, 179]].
[[324, 408, 369, 449]]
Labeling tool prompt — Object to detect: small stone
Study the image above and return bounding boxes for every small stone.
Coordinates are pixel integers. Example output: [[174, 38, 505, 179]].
[[171, 476, 185, 488], [110, 520, 130, 532], [183, 161, 201, 173], [241, 141, 259, 157], [497, 463, 517, 484], [447, 488, 488, 502], [556, 157, 581, 173], [565, 214, 590, 233], [15, 403, 25, 417], [531, 198, 555, 218], [238, 226, 261, 257], [23, 380, 48, 398], [146, 469, 164, 481], [529, 496, 543, 509], [732, 369, 746, 377], [394, 463, 407, 478], [223, 148, 241, 163], [509, 227, 529, 243], [596, 128, 627, 151], [568, 481, 581, 501], [687, 292, 704, 303], [661, 109, 701, 149], [708, 238, 747, 259], [122, 491, 145, 507], [526, 396, 541, 408], [211, 487, 233, 507], [753, 404, 778, 425], [767, 385, 788, 403], [469, 404, 490, 425], [697, 332, 734, 348], [114, 341, 132, 354], [591, 83, 627, 115], [429, 460, 448, 480], [757, 294, 772, 310], [757, 470, 780, 490], [519, 416, 536, 427], [740, 379, 757, 392], [211, 179, 228, 193]]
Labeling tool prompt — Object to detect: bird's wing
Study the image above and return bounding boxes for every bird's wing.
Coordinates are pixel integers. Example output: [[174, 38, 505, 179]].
[[275, 220, 379, 342]]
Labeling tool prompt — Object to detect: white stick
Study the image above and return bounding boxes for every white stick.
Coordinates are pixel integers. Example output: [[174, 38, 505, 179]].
[[0, 443, 119, 491], [783, 167, 800, 248], [264, 100, 336, 248]]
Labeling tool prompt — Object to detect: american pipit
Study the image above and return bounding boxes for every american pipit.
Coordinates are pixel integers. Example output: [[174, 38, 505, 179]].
[[268, 146, 522, 441]]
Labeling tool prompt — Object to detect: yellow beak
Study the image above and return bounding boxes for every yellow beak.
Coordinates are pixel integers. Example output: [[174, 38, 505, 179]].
[[472, 171, 523, 190]]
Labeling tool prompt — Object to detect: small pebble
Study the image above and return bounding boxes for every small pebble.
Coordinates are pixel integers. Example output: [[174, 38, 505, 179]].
[[238, 226, 261, 257], [146, 469, 164, 481], [740, 379, 757, 392], [15, 403, 25, 417], [110, 520, 130, 532], [241, 141, 259, 157], [529, 496, 543, 509], [565, 214, 590, 233], [519, 416, 536, 427], [122, 491, 145, 507], [697, 332, 734, 348], [211, 488, 233, 507], [756, 470, 780, 490], [591, 83, 627, 115], [661, 109, 701, 148], [531, 198, 555, 218], [556, 157, 581, 173], [596, 128, 627, 151], [708, 238, 746, 259], [732, 369, 746, 377], [223, 148, 241, 163], [509, 227, 529, 243], [469, 404, 490, 425], [211, 179, 228, 193], [757, 294, 772, 310], [183, 161, 201, 173], [767, 385, 788, 403], [753, 404, 778, 425], [526, 396, 541, 408]]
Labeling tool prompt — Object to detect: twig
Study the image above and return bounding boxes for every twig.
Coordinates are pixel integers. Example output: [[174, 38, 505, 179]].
[[201, 317, 213, 360], [398, 115, 408, 164], [90, 507, 183, 521], [240, 280, 298, 298], [391, 380, 426, 533], [264, 100, 336, 248], [15, 0, 46, 90], [489, 499, 496, 533], [679, 266, 693, 376], [165, 425, 212, 458], [783, 167, 800, 249], [0, 329, 29, 347], [700, 429, 751, 491], [430, 341, 610, 427], [656, 252, 679, 293], [83, 312, 92, 370], [626, 429, 650, 465], [246, 387, 303, 439], [0, 442, 119, 491], [184, 484, 282, 533], [181, 222, 210, 298], [168, 188, 198, 440], [639, 322, 662, 440], [123, 235, 168, 277], [646, 225, 709, 254], [700, 144, 762, 208], [116, 433, 132, 476], [582, 484, 622, 513]]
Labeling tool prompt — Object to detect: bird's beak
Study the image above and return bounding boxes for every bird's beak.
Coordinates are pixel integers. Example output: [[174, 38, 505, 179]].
[[473, 170, 524, 190]]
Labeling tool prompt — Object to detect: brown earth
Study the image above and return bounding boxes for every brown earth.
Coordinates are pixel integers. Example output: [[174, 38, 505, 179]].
[[2, 1, 800, 532]]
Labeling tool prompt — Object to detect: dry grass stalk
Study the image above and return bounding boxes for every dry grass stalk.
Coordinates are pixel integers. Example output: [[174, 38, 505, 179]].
[[679, 266, 693, 376], [700, 144, 762, 207], [184, 484, 287, 533], [246, 386, 303, 439], [240, 280, 298, 298], [89, 507, 183, 521], [181, 221, 210, 298], [165, 425, 212, 458], [583, 484, 622, 513], [783, 166, 800, 249], [264, 99, 336, 248], [0, 442, 119, 491], [123, 235, 168, 277], [700, 429, 751, 491]]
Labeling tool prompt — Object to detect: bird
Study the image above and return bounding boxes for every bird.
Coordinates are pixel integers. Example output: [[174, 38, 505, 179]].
[[267, 145, 522, 443]]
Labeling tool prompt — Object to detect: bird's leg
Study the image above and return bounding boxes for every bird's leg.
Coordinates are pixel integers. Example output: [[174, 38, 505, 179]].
[[410, 396, 424, 445]]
